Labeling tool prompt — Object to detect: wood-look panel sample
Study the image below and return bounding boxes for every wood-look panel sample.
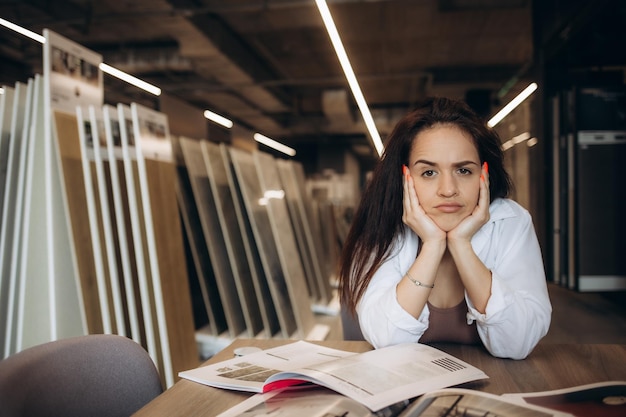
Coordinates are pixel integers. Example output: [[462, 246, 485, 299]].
[[292, 161, 333, 301], [275, 159, 322, 303], [202, 141, 264, 337], [221, 143, 280, 338], [102, 104, 142, 343], [53, 111, 103, 334], [171, 135, 227, 337], [180, 137, 246, 338], [229, 147, 297, 338], [143, 157, 198, 381], [131, 102, 197, 387], [88, 107, 126, 336], [118, 105, 160, 374], [253, 151, 315, 338], [76, 108, 113, 335]]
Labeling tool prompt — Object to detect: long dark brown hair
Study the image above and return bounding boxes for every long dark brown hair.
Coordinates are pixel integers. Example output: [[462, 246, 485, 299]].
[[338, 97, 513, 315]]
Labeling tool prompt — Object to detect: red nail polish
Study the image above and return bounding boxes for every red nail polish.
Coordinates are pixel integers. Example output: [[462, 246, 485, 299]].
[[483, 161, 488, 173]]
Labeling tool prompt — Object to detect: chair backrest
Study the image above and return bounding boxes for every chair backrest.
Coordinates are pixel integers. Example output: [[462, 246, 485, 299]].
[[0, 334, 163, 417], [340, 307, 365, 341]]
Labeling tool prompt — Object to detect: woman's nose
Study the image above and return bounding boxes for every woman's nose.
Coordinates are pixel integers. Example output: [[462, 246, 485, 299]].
[[437, 173, 458, 197]]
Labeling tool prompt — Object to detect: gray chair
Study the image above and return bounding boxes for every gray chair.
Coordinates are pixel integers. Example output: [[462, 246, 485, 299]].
[[0, 334, 163, 417], [341, 307, 365, 341]]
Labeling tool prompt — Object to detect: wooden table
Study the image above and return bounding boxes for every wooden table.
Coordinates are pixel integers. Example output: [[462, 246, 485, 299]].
[[132, 339, 626, 416]]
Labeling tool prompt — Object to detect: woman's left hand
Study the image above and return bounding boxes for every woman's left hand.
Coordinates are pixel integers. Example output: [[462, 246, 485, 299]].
[[448, 162, 490, 242]]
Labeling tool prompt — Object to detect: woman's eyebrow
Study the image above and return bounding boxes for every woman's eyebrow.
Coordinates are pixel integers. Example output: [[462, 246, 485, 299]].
[[453, 160, 480, 167], [413, 159, 436, 167], [412, 159, 479, 167]]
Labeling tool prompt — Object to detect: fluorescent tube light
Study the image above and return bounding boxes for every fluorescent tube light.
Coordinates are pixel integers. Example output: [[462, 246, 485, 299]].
[[204, 109, 233, 128], [253, 133, 296, 157], [315, 0, 384, 157], [0, 18, 161, 96], [99, 63, 161, 96], [0, 17, 45, 43], [0, 88, 4, 94], [488, 82, 538, 127]]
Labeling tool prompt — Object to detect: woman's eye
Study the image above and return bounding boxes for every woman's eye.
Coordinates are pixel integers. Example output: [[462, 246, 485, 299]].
[[422, 170, 436, 177], [458, 168, 472, 175]]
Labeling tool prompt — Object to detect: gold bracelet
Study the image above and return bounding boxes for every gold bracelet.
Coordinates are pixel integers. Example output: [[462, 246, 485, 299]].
[[405, 271, 434, 289]]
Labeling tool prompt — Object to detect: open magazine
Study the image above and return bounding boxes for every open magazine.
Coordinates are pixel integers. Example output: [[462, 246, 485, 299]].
[[216, 386, 575, 417], [215, 386, 399, 417], [178, 340, 488, 412], [503, 381, 626, 417]]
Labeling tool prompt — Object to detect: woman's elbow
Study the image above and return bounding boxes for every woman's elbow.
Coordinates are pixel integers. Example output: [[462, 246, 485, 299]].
[[483, 310, 551, 360]]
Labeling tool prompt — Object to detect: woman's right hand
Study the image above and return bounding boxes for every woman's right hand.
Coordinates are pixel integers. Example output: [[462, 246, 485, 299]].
[[402, 165, 446, 244]]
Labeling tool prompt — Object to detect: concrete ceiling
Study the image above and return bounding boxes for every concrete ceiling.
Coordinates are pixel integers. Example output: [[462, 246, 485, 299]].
[[0, 0, 623, 168]]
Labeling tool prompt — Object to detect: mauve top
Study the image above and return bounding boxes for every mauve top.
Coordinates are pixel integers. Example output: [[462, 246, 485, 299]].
[[419, 299, 481, 345]]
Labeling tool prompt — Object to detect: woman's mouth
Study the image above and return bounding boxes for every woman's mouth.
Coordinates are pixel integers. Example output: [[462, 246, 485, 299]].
[[435, 203, 462, 213]]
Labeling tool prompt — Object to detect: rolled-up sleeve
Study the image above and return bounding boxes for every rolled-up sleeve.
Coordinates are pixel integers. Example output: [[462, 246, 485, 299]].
[[357, 233, 430, 348], [467, 204, 552, 359]]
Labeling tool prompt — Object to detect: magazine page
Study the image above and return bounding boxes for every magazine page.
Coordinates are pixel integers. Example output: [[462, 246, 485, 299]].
[[216, 387, 381, 417], [179, 341, 357, 392], [179, 341, 488, 412], [398, 388, 574, 417], [503, 381, 626, 417], [263, 342, 488, 411]]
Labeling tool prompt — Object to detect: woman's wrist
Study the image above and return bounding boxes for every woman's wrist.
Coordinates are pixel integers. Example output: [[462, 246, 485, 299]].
[[446, 236, 473, 255], [418, 239, 447, 258]]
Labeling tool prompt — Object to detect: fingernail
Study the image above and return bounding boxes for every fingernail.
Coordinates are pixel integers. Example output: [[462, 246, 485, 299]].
[[483, 161, 488, 173], [480, 173, 485, 181], [402, 165, 407, 176]]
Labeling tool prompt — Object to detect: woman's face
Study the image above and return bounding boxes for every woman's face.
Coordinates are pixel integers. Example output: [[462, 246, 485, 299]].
[[407, 124, 481, 232]]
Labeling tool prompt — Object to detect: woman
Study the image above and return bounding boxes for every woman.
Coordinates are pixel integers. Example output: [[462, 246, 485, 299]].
[[338, 97, 551, 359]]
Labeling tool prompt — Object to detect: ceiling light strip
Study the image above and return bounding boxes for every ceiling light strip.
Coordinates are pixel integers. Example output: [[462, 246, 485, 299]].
[[99, 63, 161, 96], [315, 0, 384, 157], [488, 82, 538, 127], [2, 16, 293, 154], [203, 109, 233, 128], [0, 17, 45, 43], [1, 17, 161, 96], [254, 133, 296, 157]]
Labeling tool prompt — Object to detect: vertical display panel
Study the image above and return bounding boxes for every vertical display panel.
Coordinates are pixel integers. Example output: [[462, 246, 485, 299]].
[[221, 144, 280, 337], [275, 159, 321, 302], [102, 104, 142, 343], [16, 76, 54, 351], [180, 137, 246, 338], [0, 81, 29, 357], [171, 135, 227, 337], [88, 106, 126, 336], [253, 151, 316, 338], [0, 85, 15, 218], [131, 103, 197, 388], [292, 162, 334, 300], [118, 104, 160, 371], [203, 141, 265, 337], [229, 147, 298, 337]]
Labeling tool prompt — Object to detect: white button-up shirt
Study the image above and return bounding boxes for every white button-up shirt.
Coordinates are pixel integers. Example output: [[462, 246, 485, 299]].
[[357, 198, 552, 359]]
